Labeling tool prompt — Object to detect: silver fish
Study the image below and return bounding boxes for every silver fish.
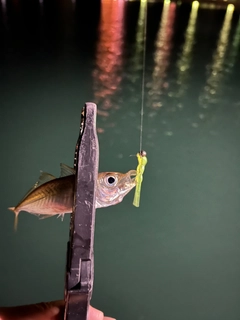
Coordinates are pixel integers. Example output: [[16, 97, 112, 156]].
[[8, 164, 136, 230]]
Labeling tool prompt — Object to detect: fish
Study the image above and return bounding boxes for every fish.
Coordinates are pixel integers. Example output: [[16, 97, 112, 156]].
[[8, 163, 137, 230], [133, 150, 147, 207]]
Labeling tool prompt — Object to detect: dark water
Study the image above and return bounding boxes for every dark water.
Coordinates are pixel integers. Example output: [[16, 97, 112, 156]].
[[1, 1, 240, 319]]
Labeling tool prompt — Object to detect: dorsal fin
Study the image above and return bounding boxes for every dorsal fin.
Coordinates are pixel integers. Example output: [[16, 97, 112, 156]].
[[34, 171, 56, 188], [60, 163, 75, 177], [22, 171, 56, 199]]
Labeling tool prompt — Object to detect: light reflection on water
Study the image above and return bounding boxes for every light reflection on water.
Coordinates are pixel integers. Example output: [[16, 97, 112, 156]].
[[147, 1, 176, 109], [174, 1, 199, 99], [225, 16, 240, 78], [0, 0, 7, 25], [92, 1, 238, 140], [198, 4, 234, 108], [93, 0, 125, 122], [133, 0, 147, 75], [0, 0, 6, 12]]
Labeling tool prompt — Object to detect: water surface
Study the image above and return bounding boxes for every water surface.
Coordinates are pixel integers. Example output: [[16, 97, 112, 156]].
[[0, 1, 240, 320]]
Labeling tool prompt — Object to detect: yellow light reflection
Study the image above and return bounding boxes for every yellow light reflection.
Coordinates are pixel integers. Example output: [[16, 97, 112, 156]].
[[131, 0, 147, 78], [148, 2, 176, 108], [137, 0, 147, 48], [93, 0, 125, 115], [199, 4, 234, 107], [125, 0, 147, 112], [227, 4, 234, 12], [174, 0, 199, 98], [224, 16, 240, 77], [230, 18, 240, 59], [192, 1, 199, 9]]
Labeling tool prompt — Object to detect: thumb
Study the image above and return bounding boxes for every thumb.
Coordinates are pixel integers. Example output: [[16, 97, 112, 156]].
[[0, 300, 64, 320]]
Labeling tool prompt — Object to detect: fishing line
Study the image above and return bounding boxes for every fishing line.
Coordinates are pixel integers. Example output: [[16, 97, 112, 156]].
[[139, 0, 148, 152]]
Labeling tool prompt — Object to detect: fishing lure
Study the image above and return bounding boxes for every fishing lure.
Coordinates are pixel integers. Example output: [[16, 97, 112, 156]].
[[133, 150, 147, 207]]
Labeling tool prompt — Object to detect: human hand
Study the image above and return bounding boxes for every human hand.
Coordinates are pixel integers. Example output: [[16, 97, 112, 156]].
[[0, 300, 116, 320]]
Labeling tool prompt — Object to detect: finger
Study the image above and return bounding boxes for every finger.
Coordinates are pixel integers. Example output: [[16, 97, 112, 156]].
[[46, 300, 65, 319], [0, 301, 64, 320], [0, 301, 116, 320], [88, 306, 116, 320], [88, 306, 104, 320]]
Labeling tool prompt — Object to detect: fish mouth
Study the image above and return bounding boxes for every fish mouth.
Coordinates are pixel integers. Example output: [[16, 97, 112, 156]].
[[129, 170, 137, 185], [119, 170, 137, 191]]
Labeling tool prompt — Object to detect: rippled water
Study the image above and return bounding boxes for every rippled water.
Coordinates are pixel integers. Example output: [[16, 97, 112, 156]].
[[0, 1, 240, 319]]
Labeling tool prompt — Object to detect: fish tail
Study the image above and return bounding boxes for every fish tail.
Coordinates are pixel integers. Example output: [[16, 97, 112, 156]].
[[8, 207, 19, 231]]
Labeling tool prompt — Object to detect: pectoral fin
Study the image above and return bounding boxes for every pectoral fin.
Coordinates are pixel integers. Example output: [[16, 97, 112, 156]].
[[38, 215, 55, 220]]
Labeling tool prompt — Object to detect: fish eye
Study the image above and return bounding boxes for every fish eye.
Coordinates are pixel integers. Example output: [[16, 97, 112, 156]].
[[104, 175, 118, 186], [108, 176, 115, 184]]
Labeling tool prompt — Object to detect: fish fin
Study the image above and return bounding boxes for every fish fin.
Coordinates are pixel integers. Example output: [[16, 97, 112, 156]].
[[21, 172, 56, 200], [8, 207, 19, 231], [57, 213, 65, 221], [20, 185, 38, 200], [39, 214, 65, 220], [60, 163, 75, 177], [35, 171, 56, 188], [38, 215, 53, 220]]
